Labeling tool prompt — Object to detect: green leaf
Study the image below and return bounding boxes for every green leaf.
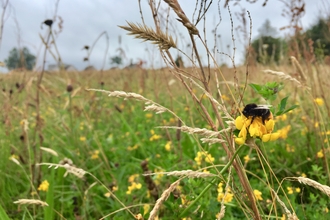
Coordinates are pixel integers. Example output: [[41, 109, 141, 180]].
[[249, 84, 262, 93], [0, 203, 10, 220]]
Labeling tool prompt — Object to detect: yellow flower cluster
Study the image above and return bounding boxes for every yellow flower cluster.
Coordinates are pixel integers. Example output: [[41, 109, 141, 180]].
[[194, 151, 215, 165], [149, 130, 161, 141], [253, 189, 263, 201], [126, 174, 142, 195], [235, 115, 276, 144], [314, 98, 324, 106], [235, 114, 290, 145], [38, 180, 49, 192], [90, 150, 99, 159], [217, 182, 234, 203], [287, 186, 301, 194], [164, 141, 171, 151]]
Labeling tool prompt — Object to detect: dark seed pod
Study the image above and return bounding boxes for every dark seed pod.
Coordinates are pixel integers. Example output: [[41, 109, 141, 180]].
[[66, 84, 73, 93], [43, 19, 53, 27]]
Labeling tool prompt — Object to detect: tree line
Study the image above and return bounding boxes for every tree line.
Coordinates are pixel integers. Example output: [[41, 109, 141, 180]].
[[3, 16, 330, 71]]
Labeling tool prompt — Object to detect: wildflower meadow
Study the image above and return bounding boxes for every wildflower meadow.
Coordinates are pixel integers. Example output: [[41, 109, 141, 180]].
[[1, 0, 330, 220]]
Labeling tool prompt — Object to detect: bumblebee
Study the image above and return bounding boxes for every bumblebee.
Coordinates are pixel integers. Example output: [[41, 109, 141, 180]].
[[242, 103, 272, 124]]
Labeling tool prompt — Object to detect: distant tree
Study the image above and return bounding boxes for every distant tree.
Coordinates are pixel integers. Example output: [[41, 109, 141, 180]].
[[110, 55, 122, 67], [250, 20, 287, 64], [305, 17, 330, 60], [258, 19, 278, 37], [5, 47, 36, 70]]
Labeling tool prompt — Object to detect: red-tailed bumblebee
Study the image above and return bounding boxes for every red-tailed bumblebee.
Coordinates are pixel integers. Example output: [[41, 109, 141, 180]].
[[242, 103, 272, 124]]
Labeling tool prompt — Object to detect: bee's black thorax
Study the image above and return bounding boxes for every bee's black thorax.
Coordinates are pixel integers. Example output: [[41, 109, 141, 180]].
[[242, 103, 271, 124]]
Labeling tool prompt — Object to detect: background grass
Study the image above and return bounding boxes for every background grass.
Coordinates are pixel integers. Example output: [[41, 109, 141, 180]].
[[0, 63, 329, 219]]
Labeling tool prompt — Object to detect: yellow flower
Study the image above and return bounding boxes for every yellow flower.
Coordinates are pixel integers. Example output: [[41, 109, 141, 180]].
[[127, 144, 139, 151], [315, 122, 319, 128], [217, 182, 234, 203], [128, 174, 139, 183], [38, 180, 49, 192], [181, 194, 188, 205], [253, 189, 263, 201], [276, 114, 287, 121], [301, 173, 307, 177], [287, 187, 293, 194], [80, 136, 86, 142], [235, 113, 280, 144], [126, 182, 142, 194], [143, 204, 150, 215], [104, 192, 111, 198], [90, 150, 99, 159], [194, 151, 214, 165], [314, 98, 324, 106], [145, 113, 153, 119], [244, 155, 250, 163], [165, 141, 171, 151], [295, 187, 301, 193], [285, 144, 295, 153], [317, 150, 324, 158], [149, 130, 161, 141], [221, 94, 230, 101]]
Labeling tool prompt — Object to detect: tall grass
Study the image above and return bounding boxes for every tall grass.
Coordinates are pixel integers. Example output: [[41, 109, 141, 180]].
[[1, 0, 330, 219]]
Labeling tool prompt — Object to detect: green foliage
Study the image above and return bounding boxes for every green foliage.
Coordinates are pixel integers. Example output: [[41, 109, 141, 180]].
[[251, 36, 287, 65], [250, 19, 288, 65], [305, 17, 330, 60], [248, 82, 298, 115], [4, 47, 36, 70], [110, 55, 122, 66]]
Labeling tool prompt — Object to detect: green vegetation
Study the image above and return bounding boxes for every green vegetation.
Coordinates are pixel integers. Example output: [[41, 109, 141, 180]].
[[1, 1, 330, 220], [4, 47, 36, 70]]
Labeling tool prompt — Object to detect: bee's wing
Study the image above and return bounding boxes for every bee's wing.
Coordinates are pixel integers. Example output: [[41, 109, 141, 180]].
[[255, 105, 272, 109]]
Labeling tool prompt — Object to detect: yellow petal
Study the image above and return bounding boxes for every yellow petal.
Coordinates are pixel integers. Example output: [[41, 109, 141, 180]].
[[262, 133, 281, 142], [235, 137, 246, 145], [265, 119, 275, 132], [235, 116, 244, 130], [238, 127, 247, 138]]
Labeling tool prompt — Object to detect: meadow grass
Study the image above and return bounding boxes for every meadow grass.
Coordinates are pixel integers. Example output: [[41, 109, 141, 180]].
[[0, 64, 329, 219], [1, 0, 330, 219]]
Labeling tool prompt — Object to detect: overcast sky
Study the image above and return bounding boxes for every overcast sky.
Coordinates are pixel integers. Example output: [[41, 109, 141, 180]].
[[0, 0, 327, 72]]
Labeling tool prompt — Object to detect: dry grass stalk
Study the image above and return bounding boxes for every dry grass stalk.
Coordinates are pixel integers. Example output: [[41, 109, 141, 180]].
[[144, 104, 167, 114], [200, 138, 226, 144], [9, 157, 20, 165], [271, 189, 298, 220], [37, 162, 86, 179], [148, 179, 181, 220], [40, 147, 58, 157], [118, 22, 176, 50], [88, 89, 184, 124], [13, 199, 48, 207], [290, 56, 307, 82], [163, 0, 199, 35], [297, 177, 330, 197], [159, 125, 222, 138], [263, 69, 309, 90], [143, 170, 216, 178], [87, 89, 149, 102]]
